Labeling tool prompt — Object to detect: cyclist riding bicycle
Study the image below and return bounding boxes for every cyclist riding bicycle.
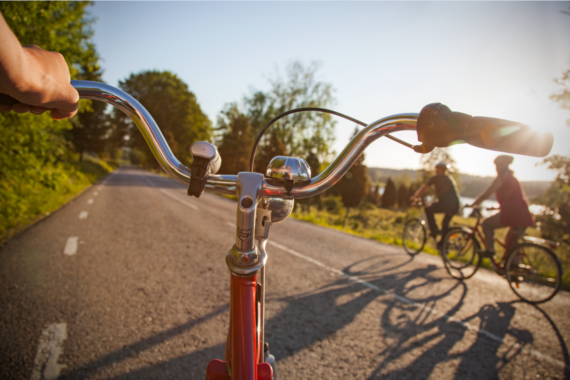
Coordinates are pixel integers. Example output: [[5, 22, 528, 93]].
[[410, 161, 460, 248], [0, 11, 78, 119], [468, 155, 534, 258]]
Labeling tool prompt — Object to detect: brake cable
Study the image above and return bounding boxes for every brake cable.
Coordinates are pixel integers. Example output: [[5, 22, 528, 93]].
[[248, 107, 414, 172]]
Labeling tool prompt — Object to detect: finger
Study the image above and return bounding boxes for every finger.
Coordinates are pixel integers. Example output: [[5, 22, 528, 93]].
[[12, 103, 31, 113], [50, 107, 78, 120], [30, 106, 48, 115]]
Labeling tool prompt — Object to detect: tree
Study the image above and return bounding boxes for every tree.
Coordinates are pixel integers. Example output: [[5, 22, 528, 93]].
[[550, 70, 570, 126], [254, 130, 287, 174], [216, 104, 255, 175], [296, 150, 322, 211], [333, 128, 370, 226], [113, 70, 212, 167], [239, 61, 337, 165], [381, 178, 397, 208], [397, 183, 410, 209], [535, 155, 569, 245], [370, 184, 380, 205], [537, 24, 570, 247], [69, 63, 110, 161]]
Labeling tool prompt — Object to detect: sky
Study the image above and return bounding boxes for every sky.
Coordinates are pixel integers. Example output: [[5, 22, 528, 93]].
[[90, 1, 570, 181]]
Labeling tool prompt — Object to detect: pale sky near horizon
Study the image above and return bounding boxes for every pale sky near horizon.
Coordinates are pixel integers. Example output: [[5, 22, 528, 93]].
[[90, 1, 570, 181]]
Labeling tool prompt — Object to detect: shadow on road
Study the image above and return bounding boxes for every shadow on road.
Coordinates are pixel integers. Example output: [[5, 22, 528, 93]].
[[58, 304, 228, 380], [59, 254, 568, 379]]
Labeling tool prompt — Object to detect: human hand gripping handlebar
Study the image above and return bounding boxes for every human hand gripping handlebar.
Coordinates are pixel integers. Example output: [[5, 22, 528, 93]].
[[0, 81, 554, 193], [414, 103, 553, 157]]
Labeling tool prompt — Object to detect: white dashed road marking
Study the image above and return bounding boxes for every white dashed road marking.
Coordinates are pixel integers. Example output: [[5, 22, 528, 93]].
[[79, 211, 88, 219], [30, 323, 67, 380], [94, 191, 99, 196], [63, 237, 79, 256], [87, 199, 94, 205], [268, 241, 568, 370], [226, 222, 236, 228]]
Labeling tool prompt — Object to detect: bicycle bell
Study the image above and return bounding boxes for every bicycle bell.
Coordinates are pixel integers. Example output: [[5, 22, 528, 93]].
[[188, 141, 221, 198], [259, 198, 294, 224], [265, 156, 311, 197]]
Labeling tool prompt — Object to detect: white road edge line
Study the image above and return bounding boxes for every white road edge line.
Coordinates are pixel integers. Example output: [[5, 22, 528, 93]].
[[63, 237, 79, 256], [268, 241, 568, 370], [79, 211, 88, 220], [159, 189, 199, 211], [30, 323, 67, 380], [139, 173, 199, 211]]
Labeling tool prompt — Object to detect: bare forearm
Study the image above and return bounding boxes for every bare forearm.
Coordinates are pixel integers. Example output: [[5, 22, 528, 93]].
[[0, 13, 26, 94], [0, 11, 78, 119]]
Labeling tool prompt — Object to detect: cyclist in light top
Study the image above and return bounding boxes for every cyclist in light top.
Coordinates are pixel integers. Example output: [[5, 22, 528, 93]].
[[0, 11, 78, 119], [469, 155, 534, 257], [411, 162, 460, 248]]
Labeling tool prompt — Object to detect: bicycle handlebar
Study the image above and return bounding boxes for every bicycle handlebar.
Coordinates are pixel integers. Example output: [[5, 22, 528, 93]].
[[72, 81, 418, 199], [415, 103, 553, 157], [1, 81, 554, 198]]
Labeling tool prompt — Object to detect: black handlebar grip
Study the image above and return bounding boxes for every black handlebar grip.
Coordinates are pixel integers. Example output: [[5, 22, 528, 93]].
[[0, 93, 18, 106], [415, 103, 553, 157]]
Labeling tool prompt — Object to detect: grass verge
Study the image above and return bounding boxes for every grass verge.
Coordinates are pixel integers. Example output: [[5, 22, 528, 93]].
[[0, 157, 116, 244]]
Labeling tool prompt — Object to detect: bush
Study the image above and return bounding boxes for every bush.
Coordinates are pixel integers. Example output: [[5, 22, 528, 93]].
[[321, 195, 344, 214]]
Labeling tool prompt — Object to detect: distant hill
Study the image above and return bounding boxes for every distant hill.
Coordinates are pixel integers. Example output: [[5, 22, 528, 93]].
[[368, 167, 551, 199]]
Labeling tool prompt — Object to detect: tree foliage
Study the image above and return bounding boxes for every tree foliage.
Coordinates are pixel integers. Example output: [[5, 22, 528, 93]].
[[254, 131, 287, 174], [333, 128, 370, 210], [113, 70, 212, 167], [217, 61, 336, 171], [397, 183, 410, 208], [535, 155, 570, 245], [0, 2, 105, 239], [216, 104, 255, 175], [382, 178, 397, 208], [550, 70, 570, 126]]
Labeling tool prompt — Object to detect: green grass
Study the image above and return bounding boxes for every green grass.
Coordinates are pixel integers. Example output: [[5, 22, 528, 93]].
[[0, 156, 115, 244]]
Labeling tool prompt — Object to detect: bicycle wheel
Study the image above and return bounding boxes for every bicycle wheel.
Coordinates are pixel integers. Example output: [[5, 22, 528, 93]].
[[442, 227, 481, 280], [402, 218, 427, 255], [505, 243, 562, 304]]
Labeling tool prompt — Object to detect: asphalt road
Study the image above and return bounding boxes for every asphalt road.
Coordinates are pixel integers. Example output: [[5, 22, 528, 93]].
[[1, 167, 569, 380]]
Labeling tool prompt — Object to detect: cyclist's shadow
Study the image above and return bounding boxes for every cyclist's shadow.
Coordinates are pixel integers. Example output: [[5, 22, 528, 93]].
[[262, 259, 466, 365], [368, 301, 530, 379]]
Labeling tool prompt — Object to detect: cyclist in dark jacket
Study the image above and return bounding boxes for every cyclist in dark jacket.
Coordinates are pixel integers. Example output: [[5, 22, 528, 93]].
[[411, 162, 460, 248]]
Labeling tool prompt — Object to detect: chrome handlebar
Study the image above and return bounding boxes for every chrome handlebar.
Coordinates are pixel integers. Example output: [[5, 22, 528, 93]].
[[73, 80, 418, 199]]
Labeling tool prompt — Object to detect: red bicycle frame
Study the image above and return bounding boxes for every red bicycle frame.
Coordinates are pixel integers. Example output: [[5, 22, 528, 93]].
[[463, 209, 515, 271], [206, 272, 272, 380]]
